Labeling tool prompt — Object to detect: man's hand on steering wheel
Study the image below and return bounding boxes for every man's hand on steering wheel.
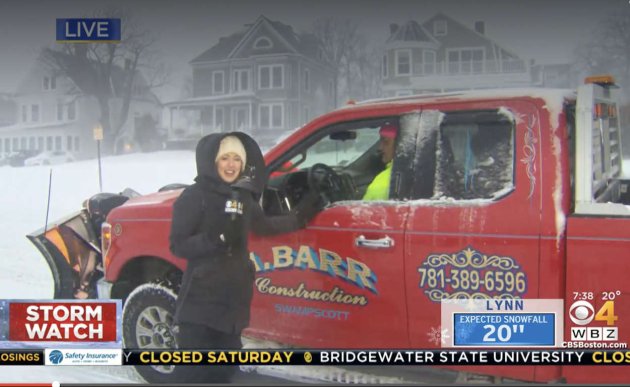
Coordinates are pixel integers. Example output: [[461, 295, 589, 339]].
[[307, 163, 345, 205]]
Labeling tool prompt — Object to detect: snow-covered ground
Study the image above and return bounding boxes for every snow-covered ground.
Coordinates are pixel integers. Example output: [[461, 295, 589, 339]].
[[0, 151, 197, 384]]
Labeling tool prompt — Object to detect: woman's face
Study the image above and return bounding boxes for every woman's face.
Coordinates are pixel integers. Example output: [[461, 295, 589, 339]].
[[216, 152, 243, 183]]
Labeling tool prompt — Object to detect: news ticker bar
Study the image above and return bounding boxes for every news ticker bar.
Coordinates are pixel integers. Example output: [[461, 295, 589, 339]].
[[2, 349, 630, 366]]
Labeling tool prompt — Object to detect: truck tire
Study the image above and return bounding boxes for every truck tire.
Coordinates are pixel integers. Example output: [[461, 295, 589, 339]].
[[122, 282, 184, 383]]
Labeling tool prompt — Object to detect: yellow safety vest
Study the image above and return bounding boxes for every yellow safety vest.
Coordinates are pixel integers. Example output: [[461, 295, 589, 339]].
[[362, 161, 392, 201]]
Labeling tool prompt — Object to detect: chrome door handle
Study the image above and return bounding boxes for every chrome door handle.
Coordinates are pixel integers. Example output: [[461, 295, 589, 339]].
[[355, 235, 395, 249]]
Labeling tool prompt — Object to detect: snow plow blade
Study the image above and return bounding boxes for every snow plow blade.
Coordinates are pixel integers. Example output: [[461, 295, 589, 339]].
[[26, 192, 132, 299], [26, 210, 103, 299]]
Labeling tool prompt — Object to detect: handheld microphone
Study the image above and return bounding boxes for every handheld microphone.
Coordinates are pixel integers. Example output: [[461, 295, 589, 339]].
[[225, 188, 243, 221]]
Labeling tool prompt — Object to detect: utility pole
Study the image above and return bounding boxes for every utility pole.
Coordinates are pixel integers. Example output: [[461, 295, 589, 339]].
[[94, 123, 104, 192]]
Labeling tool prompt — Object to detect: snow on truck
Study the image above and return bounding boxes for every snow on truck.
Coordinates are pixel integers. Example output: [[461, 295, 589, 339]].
[[28, 76, 630, 384]]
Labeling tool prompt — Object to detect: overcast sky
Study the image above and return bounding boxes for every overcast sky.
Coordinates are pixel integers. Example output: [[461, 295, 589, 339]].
[[0, 0, 628, 102]]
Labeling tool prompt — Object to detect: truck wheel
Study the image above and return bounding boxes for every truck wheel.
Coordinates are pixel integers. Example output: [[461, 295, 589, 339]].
[[122, 283, 183, 383]]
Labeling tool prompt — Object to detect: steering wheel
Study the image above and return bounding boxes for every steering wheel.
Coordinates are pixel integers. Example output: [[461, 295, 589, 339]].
[[307, 163, 345, 204]]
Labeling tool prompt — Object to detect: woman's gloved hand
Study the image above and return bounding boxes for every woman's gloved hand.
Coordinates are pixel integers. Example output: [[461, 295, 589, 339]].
[[292, 191, 325, 227]]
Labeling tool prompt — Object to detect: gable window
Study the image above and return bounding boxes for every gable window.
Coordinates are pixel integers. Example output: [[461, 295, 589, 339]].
[[259, 103, 283, 128], [433, 20, 447, 36], [43, 76, 56, 91], [212, 71, 224, 94], [382, 55, 388, 78], [233, 69, 250, 92], [21, 106, 27, 122], [259, 65, 284, 89], [395, 50, 411, 76], [253, 36, 273, 49], [303, 68, 310, 92]]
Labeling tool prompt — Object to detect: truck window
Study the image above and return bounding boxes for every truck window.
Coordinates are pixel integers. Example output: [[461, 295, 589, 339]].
[[286, 127, 380, 170], [433, 111, 515, 200], [263, 118, 397, 215], [574, 81, 629, 213]]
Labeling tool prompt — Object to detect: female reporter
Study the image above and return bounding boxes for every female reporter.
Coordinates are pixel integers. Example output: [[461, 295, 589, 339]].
[[169, 132, 320, 382]]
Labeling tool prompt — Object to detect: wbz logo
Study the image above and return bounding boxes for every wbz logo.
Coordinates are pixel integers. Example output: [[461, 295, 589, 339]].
[[571, 327, 618, 341], [569, 300, 619, 342]]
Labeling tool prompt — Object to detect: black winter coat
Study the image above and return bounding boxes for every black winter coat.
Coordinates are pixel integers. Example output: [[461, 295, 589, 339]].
[[169, 132, 300, 334]]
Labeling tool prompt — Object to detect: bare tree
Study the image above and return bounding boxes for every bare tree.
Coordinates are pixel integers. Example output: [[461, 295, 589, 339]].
[[348, 36, 383, 102], [40, 6, 169, 153], [313, 17, 361, 106], [575, 12, 630, 155], [575, 12, 630, 96]]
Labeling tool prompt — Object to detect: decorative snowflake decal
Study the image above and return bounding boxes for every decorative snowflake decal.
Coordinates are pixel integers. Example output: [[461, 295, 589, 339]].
[[427, 326, 450, 346]]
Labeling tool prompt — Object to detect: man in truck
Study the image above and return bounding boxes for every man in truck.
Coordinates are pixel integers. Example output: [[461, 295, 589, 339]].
[[362, 122, 398, 200]]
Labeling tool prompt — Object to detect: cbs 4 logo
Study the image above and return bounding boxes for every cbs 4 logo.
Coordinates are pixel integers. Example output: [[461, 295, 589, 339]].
[[569, 300, 618, 326]]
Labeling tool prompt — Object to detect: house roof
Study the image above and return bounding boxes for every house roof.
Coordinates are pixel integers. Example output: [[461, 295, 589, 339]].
[[190, 15, 325, 64], [190, 31, 247, 64], [421, 12, 521, 60], [387, 20, 437, 44]]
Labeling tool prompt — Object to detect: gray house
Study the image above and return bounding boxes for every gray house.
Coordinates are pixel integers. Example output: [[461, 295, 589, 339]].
[[0, 62, 161, 160], [382, 13, 534, 96], [165, 15, 336, 149]]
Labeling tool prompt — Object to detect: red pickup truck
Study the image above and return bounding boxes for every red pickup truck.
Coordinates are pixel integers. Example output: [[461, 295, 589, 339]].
[[29, 76, 630, 384]]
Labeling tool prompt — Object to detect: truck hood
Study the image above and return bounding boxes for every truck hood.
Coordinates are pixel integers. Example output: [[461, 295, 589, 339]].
[[109, 189, 182, 220]]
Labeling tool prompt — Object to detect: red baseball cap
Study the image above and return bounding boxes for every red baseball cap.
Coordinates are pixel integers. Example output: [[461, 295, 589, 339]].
[[379, 123, 398, 139]]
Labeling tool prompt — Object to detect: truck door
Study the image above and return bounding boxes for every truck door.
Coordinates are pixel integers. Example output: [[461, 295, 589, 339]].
[[404, 104, 542, 381], [248, 117, 412, 348]]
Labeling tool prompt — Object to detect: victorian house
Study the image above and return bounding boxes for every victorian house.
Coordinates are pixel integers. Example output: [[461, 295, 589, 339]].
[[382, 13, 535, 97], [165, 15, 336, 149]]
